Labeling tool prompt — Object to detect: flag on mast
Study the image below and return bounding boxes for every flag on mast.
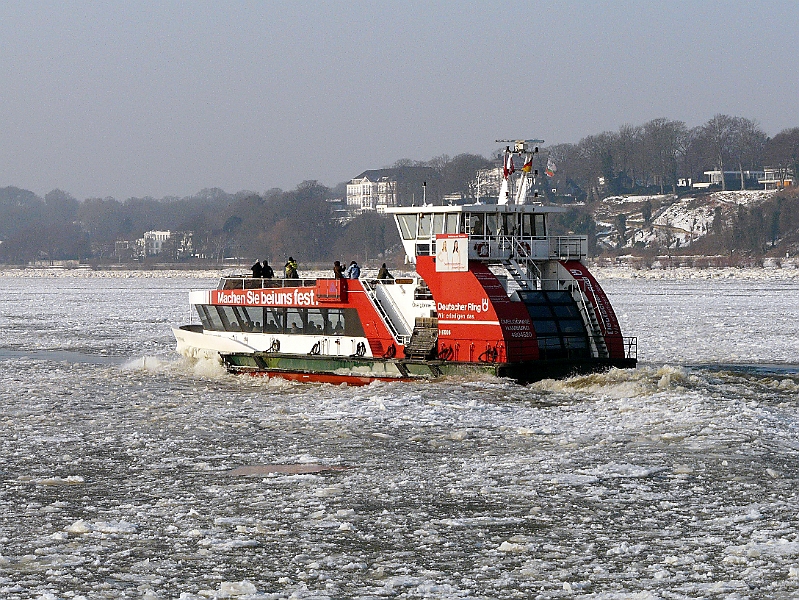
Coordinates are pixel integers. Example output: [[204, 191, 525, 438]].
[[545, 156, 557, 177], [521, 154, 533, 173], [503, 152, 515, 179]]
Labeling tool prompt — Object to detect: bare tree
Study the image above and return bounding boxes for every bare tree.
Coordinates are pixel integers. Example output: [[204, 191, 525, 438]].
[[729, 117, 767, 190], [613, 124, 643, 189], [642, 118, 688, 194], [764, 128, 799, 187], [698, 114, 737, 191]]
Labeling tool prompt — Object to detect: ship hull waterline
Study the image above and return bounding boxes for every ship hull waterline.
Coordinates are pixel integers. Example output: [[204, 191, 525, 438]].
[[219, 350, 637, 386]]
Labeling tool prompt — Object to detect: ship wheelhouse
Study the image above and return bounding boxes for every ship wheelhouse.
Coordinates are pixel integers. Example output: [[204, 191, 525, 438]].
[[387, 202, 635, 372], [391, 204, 585, 266]]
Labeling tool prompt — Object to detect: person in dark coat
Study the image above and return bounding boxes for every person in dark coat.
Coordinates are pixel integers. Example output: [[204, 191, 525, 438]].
[[376, 263, 393, 280], [251, 260, 263, 278], [333, 260, 344, 279], [261, 260, 274, 279]]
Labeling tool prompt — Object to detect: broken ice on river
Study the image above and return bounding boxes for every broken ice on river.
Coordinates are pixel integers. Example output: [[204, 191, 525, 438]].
[[1, 269, 799, 598]]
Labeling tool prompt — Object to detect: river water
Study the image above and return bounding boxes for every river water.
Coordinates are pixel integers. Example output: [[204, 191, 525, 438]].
[[1, 269, 799, 599]]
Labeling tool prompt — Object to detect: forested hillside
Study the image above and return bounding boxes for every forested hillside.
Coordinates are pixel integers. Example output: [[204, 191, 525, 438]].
[[0, 182, 403, 266], [2, 115, 798, 266]]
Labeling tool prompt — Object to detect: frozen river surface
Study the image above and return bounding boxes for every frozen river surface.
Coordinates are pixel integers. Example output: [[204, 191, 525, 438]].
[[2, 271, 799, 599]]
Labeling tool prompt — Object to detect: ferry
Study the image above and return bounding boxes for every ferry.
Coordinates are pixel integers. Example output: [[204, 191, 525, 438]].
[[172, 140, 636, 384]]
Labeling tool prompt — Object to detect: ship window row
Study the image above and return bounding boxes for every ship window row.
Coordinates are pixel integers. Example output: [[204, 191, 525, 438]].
[[196, 305, 365, 337], [519, 290, 591, 359], [397, 212, 546, 241], [537, 334, 590, 359]]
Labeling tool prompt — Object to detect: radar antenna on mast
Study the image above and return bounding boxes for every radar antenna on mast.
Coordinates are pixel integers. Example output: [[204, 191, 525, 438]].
[[496, 139, 545, 154]]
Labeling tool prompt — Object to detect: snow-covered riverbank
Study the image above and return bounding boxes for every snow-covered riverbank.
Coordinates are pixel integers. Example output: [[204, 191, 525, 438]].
[[5, 264, 799, 283]]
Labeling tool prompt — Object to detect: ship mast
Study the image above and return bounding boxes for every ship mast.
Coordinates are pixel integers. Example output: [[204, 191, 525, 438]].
[[495, 139, 544, 204]]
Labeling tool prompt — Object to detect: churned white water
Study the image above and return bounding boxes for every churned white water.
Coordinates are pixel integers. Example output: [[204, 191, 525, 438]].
[[1, 269, 799, 599]]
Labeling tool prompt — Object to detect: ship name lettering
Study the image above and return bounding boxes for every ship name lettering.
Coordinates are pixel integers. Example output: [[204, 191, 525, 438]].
[[293, 289, 316, 306], [218, 291, 246, 304]]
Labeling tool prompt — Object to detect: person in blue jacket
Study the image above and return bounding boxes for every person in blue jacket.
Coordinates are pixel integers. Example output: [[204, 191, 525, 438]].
[[344, 261, 360, 279]]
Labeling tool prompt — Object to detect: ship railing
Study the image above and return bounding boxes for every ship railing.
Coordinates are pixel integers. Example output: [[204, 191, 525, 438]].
[[450, 234, 587, 261], [218, 276, 318, 290], [511, 277, 592, 292], [536, 335, 637, 361], [551, 236, 588, 260]]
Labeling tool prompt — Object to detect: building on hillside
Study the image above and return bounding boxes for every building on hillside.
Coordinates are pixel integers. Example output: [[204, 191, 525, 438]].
[[172, 232, 194, 260], [325, 197, 351, 224], [759, 166, 795, 191], [143, 231, 171, 256], [694, 170, 765, 190], [129, 231, 194, 260], [346, 167, 437, 213], [473, 166, 504, 203]]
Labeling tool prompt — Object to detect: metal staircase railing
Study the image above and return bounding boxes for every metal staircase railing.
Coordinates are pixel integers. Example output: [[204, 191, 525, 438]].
[[570, 282, 608, 359], [359, 280, 410, 345], [498, 237, 543, 292]]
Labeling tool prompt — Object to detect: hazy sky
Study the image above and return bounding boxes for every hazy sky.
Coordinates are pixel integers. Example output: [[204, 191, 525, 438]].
[[2, 1, 797, 200]]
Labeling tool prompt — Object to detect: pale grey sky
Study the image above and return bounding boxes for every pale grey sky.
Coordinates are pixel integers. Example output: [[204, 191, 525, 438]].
[[1, 1, 797, 200]]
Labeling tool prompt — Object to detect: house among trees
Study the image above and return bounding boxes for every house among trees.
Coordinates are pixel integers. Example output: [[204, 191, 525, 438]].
[[143, 230, 171, 256], [114, 230, 194, 261], [693, 170, 765, 190], [760, 166, 795, 191], [346, 167, 437, 213]]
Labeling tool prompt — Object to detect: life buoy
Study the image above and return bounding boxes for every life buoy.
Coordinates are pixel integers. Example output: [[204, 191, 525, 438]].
[[478, 346, 499, 363], [437, 345, 454, 361]]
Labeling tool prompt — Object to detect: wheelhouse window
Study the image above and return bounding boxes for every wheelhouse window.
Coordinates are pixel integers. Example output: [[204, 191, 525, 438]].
[[433, 214, 445, 236], [520, 213, 547, 237], [502, 213, 518, 236], [485, 213, 499, 236], [466, 214, 484, 236], [535, 214, 546, 237], [397, 214, 417, 240], [445, 213, 459, 233], [417, 213, 432, 239]]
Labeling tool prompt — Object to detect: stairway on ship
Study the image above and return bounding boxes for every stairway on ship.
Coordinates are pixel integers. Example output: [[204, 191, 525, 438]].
[[404, 317, 439, 360]]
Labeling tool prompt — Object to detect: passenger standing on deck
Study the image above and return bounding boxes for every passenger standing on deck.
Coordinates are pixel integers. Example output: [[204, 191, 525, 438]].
[[344, 260, 360, 279], [377, 263, 393, 280], [284, 257, 299, 279], [333, 260, 344, 279], [261, 260, 274, 279], [251, 260, 262, 278]]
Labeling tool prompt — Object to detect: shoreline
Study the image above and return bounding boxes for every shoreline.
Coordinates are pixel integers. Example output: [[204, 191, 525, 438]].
[[2, 264, 799, 281]]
